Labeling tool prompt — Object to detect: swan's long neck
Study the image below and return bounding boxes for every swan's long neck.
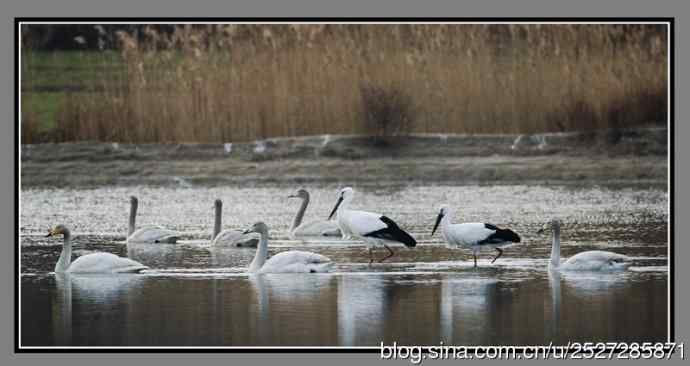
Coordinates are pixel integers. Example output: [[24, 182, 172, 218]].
[[248, 229, 269, 273], [214, 202, 222, 239], [54, 229, 72, 273], [291, 195, 309, 231], [128, 199, 137, 237], [550, 224, 561, 269]]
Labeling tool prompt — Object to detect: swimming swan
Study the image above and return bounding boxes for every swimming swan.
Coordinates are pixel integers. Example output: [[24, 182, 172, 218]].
[[126, 196, 180, 243], [211, 199, 259, 247], [538, 219, 632, 272], [47, 224, 148, 273], [289, 188, 342, 239], [243, 222, 334, 273]]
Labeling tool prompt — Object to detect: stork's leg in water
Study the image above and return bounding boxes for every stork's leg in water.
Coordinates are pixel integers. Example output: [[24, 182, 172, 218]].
[[368, 247, 374, 265], [491, 248, 504, 264], [473, 253, 478, 267], [378, 244, 395, 263]]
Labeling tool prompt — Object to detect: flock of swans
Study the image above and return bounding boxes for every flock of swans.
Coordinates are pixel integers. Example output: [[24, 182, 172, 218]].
[[44, 186, 633, 275]]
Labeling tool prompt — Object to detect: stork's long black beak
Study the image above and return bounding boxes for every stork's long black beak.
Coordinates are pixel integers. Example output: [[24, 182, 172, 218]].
[[242, 229, 252, 235], [537, 228, 544, 235], [328, 196, 343, 220], [431, 212, 443, 236], [287, 194, 297, 199], [45, 232, 52, 237]]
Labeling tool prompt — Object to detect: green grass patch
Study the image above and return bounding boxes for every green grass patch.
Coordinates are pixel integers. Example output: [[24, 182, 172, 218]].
[[21, 50, 126, 91], [21, 50, 128, 134], [22, 92, 66, 130]]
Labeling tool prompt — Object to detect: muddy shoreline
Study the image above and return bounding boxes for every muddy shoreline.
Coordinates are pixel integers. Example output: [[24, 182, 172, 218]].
[[20, 127, 668, 189]]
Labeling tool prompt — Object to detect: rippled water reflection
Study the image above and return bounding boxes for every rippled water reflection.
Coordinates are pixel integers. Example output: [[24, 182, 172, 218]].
[[20, 184, 668, 347]]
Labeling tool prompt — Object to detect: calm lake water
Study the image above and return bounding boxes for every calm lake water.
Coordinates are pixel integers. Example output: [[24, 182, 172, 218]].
[[19, 184, 669, 347]]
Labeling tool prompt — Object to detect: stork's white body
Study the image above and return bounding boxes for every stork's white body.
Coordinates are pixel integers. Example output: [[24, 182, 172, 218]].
[[432, 205, 520, 266], [329, 187, 416, 263], [441, 222, 501, 250], [338, 209, 389, 247]]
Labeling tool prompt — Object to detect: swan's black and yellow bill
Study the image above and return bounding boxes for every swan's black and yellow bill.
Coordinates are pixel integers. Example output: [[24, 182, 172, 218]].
[[46, 227, 61, 237]]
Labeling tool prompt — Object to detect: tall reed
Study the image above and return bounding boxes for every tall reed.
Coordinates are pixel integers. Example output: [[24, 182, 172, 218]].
[[23, 24, 668, 143]]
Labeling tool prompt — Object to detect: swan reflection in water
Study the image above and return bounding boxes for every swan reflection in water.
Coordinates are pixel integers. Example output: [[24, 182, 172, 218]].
[[209, 245, 255, 269], [547, 269, 634, 343], [547, 270, 561, 341], [52, 273, 145, 346], [248, 274, 338, 346], [126, 242, 197, 269], [45, 262, 653, 346]]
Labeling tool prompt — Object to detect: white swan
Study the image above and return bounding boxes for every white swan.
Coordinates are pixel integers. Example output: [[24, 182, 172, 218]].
[[243, 222, 334, 273], [211, 199, 259, 247], [288, 188, 342, 239], [126, 196, 180, 243], [538, 219, 632, 272], [47, 225, 148, 273]]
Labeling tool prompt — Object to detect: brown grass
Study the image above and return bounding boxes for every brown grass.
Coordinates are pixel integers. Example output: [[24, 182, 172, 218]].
[[23, 24, 668, 143]]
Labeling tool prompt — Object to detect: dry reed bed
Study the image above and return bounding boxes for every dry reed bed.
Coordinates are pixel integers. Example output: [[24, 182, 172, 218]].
[[22, 24, 668, 143]]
